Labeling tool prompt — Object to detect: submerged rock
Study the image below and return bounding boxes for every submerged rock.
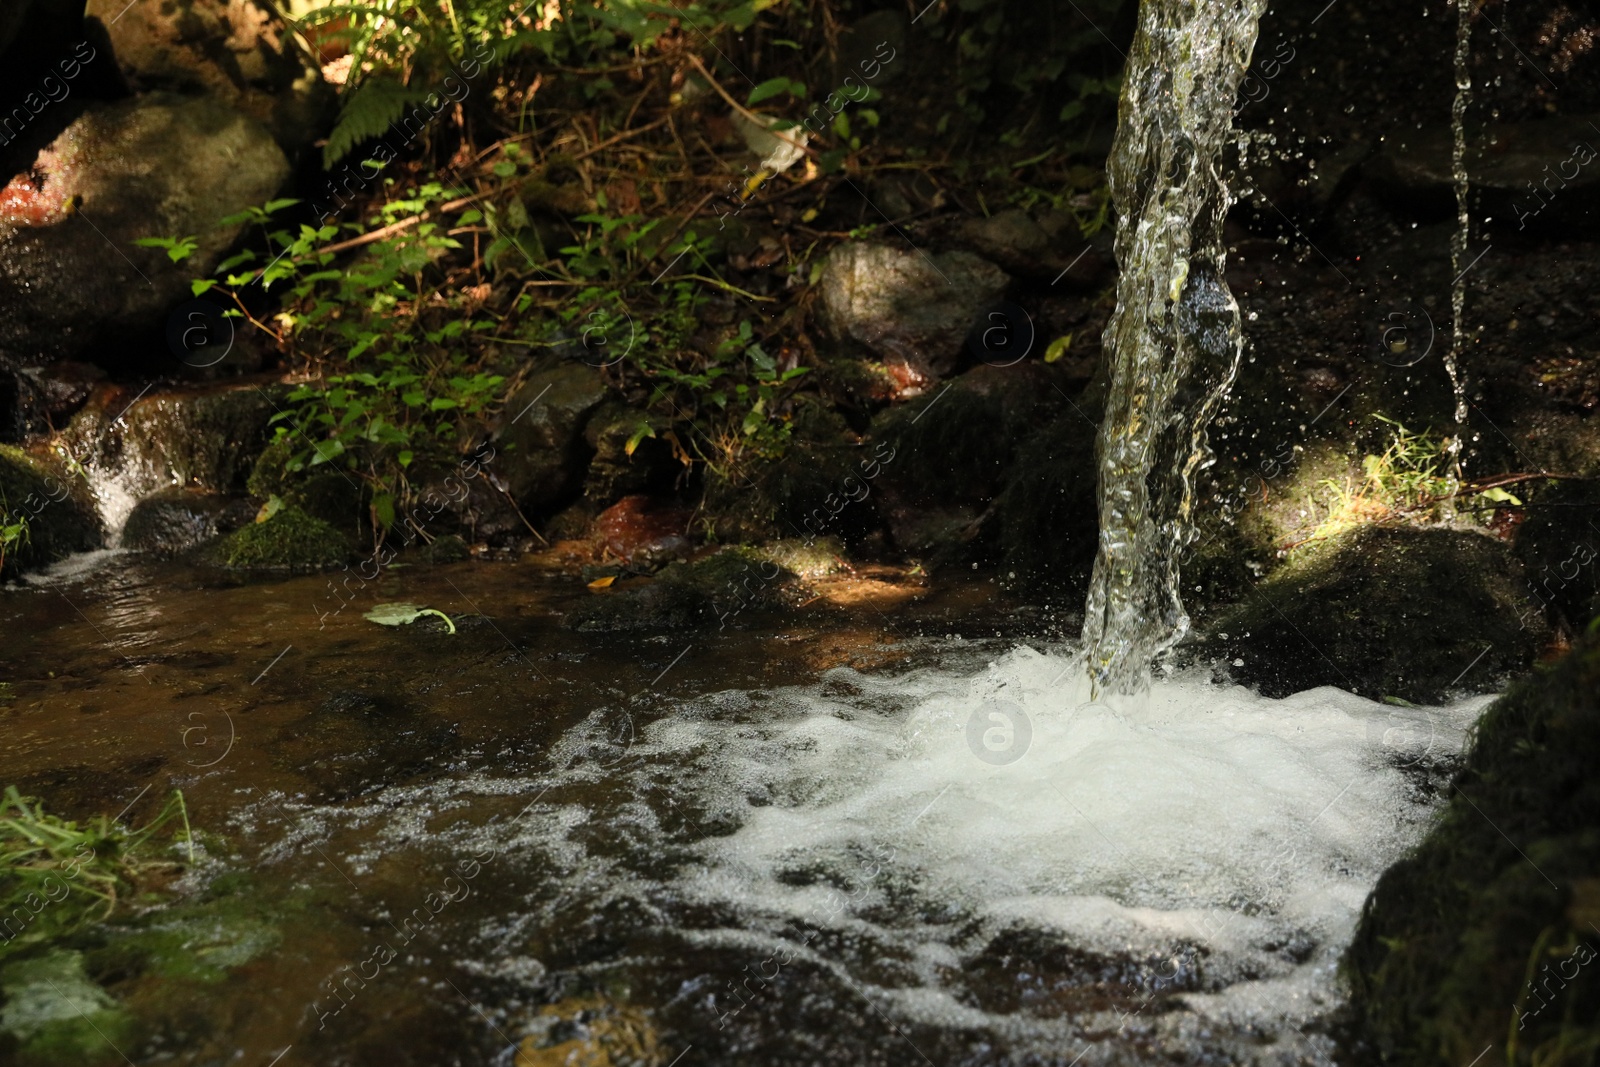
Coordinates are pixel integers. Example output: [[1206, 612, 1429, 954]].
[[0, 92, 289, 365], [1343, 629, 1600, 1066], [1211, 525, 1546, 703], [275, 690, 461, 799], [594, 494, 692, 569], [564, 548, 795, 632], [208, 503, 347, 571], [0, 949, 131, 1064], [121, 487, 252, 556], [820, 241, 1010, 386]]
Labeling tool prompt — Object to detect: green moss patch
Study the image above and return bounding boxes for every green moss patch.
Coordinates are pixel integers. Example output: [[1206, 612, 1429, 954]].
[[211, 505, 348, 571]]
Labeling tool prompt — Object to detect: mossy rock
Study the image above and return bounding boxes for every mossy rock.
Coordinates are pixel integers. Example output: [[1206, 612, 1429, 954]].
[[0, 446, 102, 578], [1210, 525, 1545, 703], [702, 399, 866, 543], [246, 436, 368, 536], [209, 505, 348, 571], [1342, 628, 1600, 1066]]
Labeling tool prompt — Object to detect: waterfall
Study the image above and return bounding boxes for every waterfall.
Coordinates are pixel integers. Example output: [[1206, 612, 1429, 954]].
[[1080, 0, 1269, 695]]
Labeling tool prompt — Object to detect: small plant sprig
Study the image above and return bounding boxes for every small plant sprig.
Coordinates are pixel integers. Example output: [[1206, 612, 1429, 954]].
[[0, 787, 197, 960]]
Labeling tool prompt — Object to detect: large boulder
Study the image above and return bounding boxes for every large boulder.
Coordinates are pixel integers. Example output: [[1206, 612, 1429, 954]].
[[820, 242, 1010, 388], [1343, 629, 1600, 1067], [1210, 525, 1547, 703], [0, 92, 290, 365], [84, 0, 331, 159]]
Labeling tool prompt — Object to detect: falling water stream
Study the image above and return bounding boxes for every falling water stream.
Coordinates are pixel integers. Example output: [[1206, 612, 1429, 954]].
[[1079, 0, 1269, 696]]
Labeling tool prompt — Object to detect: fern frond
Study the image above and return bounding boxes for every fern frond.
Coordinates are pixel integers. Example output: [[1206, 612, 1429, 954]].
[[324, 78, 432, 169]]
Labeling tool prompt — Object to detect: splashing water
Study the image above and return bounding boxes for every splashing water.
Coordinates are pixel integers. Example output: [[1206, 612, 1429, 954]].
[[1081, 0, 1269, 695]]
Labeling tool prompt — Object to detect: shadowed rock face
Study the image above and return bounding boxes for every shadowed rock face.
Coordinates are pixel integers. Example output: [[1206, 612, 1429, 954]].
[[0, 92, 289, 367], [1209, 525, 1547, 704], [1343, 629, 1600, 1067]]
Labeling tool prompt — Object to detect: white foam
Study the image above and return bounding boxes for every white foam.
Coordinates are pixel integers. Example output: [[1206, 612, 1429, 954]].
[[302, 642, 1491, 1051]]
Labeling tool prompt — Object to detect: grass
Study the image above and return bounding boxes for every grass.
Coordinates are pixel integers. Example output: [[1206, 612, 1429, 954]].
[[0, 787, 195, 962]]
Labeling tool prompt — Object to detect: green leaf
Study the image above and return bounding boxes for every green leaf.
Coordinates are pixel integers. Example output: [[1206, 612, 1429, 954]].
[[362, 603, 455, 634], [748, 77, 795, 105], [324, 78, 431, 169], [190, 279, 218, 296]]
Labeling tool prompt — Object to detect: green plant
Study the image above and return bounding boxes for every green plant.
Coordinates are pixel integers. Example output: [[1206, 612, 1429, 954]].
[[0, 496, 29, 573], [0, 787, 195, 961], [1297, 417, 1522, 547]]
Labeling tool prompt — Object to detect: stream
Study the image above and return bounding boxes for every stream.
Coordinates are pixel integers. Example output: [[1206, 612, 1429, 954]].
[[0, 551, 1486, 1066]]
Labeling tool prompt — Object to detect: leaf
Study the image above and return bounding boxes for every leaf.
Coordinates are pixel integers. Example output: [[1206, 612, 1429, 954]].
[[587, 575, 616, 590], [190, 279, 218, 296], [1043, 334, 1074, 363], [324, 78, 431, 169], [748, 77, 794, 105], [624, 422, 656, 457], [363, 603, 457, 634], [255, 495, 284, 524]]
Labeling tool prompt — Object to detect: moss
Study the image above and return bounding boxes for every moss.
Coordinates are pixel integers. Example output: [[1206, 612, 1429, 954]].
[[1343, 629, 1600, 1067], [0, 446, 102, 577], [246, 437, 368, 535], [703, 399, 864, 543], [211, 505, 348, 571], [0, 950, 131, 1065], [1210, 524, 1544, 703]]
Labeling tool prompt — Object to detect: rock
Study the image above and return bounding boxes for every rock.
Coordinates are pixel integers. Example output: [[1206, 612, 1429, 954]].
[[953, 208, 1092, 281], [0, 443, 103, 577], [593, 494, 692, 569], [64, 380, 279, 496], [13, 361, 105, 435], [1211, 525, 1547, 703], [564, 548, 795, 633], [0, 949, 132, 1062], [274, 690, 461, 800], [121, 487, 252, 556], [1367, 113, 1600, 231], [869, 365, 1065, 561], [208, 503, 347, 570], [1513, 478, 1600, 633], [996, 411, 1099, 594], [0, 92, 290, 365], [820, 242, 1010, 387], [701, 399, 870, 544], [495, 362, 610, 512], [84, 0, 332, 159], [1343, 630, 1600, 1066], [581, 402, 677, 506]]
